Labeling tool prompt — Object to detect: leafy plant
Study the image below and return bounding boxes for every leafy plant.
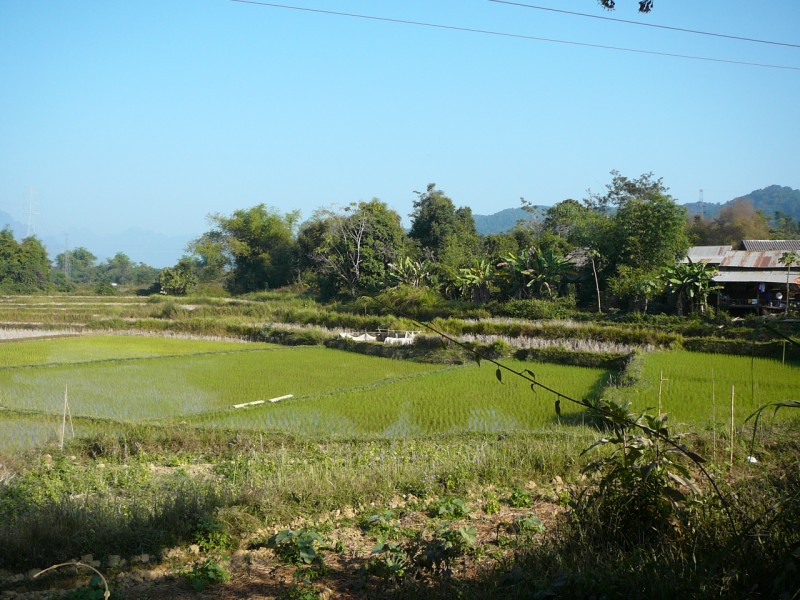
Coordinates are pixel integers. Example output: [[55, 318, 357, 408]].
[[268, 529, 325, 565], [363, 508, 397, 533], [62, 576, 113, 600], [193, 516, 234, 553], [430, 496, 470, 519], [416, 525, 478, 571], [577, 397, 700, 545], [510, 513, 545, 534], [508, 489, 532, 508], [281, 583, 320, 600], [184, 556, 230, 592], [483, 492, 501, 515], [368, 537, 409, 582]]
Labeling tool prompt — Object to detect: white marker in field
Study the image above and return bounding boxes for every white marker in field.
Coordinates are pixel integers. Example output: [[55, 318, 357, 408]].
[[233, 394, 293, 409]]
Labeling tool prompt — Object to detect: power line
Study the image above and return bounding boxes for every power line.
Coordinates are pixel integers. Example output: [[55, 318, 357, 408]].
[[230, 0, 800, 72], [488, 0, 800, 50]]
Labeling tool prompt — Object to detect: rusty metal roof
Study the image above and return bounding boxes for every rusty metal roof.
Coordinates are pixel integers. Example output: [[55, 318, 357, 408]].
[[718, 251, 789, 269], [740, 240, 800, 252]]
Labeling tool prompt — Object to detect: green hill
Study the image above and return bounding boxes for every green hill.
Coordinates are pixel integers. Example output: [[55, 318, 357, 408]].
[[473, 206, 547, 235], [683, 185, 800, 222]]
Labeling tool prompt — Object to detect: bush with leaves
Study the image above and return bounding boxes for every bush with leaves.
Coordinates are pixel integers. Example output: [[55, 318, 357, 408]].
[[429, 496, 470, 519], [184, 556, 230, 592], [575, 397, 699, 546], [268, 529, 325, 565], [414, 525, 478, 572], [367, 537, 409, 583]]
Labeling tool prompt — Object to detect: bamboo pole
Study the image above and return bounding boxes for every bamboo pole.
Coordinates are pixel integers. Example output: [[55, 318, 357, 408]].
[[711, 369, 716, 465], [730, 385, 735, 466], [60, 384, 68, 450], [66, 385, 75, 439]]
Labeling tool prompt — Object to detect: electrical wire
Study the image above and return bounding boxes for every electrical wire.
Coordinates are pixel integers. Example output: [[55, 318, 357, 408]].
[[488, 0, 800, 49], [230, 0, 800, 72]]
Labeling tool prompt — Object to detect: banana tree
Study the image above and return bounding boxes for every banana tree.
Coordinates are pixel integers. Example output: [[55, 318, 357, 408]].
[[663, 260, 720, 315], [497, 246, 572, 300], [454, 259, 494, 303], [387, 256, 433, 288]]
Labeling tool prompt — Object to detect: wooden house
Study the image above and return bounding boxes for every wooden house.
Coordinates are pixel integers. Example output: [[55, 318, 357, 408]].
[[685, 240, 800, 314]]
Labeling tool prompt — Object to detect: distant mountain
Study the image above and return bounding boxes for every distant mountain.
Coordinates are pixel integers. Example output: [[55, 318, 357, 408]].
[[40, 228, 193, 269], [0, 209, 189, 267], [473, 206, 548, 235], [0, 210, 29, 239], [683, 185, 800, 223]]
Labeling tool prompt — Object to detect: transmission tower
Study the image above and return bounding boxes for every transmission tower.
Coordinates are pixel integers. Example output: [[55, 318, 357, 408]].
[[699, 188, 704, 219], [63, 234, 72, 280], [25, 187, 40, 237]]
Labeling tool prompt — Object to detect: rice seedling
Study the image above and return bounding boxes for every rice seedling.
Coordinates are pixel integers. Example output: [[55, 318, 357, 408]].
[[612, 350, 800, 429], [0, 335, 272, 368], [0, 342, 446, 423], [196, 361, 608, 437]]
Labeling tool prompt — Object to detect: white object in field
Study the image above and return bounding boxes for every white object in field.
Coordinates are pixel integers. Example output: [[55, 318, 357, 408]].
[[269, 394, 293, 403], [338, 331, 377, 342], [746, 455, 758, 463], [384, 331, 416, 345], [232, 395, 293, 409], [384, 336, 414, 346]]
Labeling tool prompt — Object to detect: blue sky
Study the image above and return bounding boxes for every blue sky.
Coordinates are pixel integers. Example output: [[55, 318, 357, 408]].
[[1, 0, 798, 261]]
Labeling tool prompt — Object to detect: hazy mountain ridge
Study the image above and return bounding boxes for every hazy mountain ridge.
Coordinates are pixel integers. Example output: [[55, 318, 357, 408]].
[[0, 209, 190, 268], [682, 185, 800, 223], [473, 206, 547, 235]]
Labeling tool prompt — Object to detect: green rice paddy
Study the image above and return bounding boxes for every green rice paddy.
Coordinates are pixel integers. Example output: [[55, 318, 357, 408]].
[[620, 350, 800, 428], [0, 334, 797, 451]]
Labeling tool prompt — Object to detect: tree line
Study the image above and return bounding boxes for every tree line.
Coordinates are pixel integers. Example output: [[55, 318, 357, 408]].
[[3, 170, 796, 315], [171, 171, 798, 314], [0, 230, 159, 294]]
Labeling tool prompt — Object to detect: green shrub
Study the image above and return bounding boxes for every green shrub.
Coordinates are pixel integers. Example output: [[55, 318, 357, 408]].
[[267, 529, 325, 565], [430, 496, 470, 519], [193, 516, 235, 552], [508, 489, 532, 508], [498, 297, 581, 320], [184, 556, 230, 591]]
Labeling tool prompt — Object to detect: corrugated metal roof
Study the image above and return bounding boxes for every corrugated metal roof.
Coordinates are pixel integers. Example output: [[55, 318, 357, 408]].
[[740, 240, 800, 252], [565, 248, 590, 268], [718, 251, 788, 269], [713, 270, 798, 284], [685, 246, 731, 263]]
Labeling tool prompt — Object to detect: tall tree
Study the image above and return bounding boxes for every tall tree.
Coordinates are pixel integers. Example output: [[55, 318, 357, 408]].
[[307, 200, 407, 297], [544, 199, 610, 311], [587, 172, 688, 272], [585, 172, 689, 311], [409, 184, 479, 260], [712, 199, 772, 245], [0, 229, 50, 292], [96, 253, 133, 284], [409, 184, 480, 292], [54, 247, 97, 284], [197, 205, 300, 294], [186, 230, 228, 283], [159, 257, 198, 296]]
